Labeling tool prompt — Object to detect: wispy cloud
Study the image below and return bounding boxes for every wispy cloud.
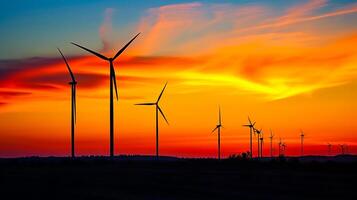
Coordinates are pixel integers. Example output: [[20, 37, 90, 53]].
[[132, 1, 357, 100], [99, 8, 115, 52]]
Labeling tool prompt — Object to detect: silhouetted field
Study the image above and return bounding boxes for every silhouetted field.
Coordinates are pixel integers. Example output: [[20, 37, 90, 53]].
[[0, 155, 356, 200]]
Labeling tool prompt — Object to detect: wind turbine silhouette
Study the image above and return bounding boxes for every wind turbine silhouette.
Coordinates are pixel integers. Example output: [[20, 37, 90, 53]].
[[135, 82, 169, 159], [341, 144, 349, 154], [71, 33, 140, 157], [58, 48, 77, 158], [327, 143, 332, 156], [269, 129, 274, 158], [339, 144, 345, 155], [243, 117, 256, 158], [278, 138, 282, 156], [281, 142, 287, 156], [255, 128, 263, 158], [300, 129, 305, 157], [259, 130, 264, 158], [212, 106, 223, 160]]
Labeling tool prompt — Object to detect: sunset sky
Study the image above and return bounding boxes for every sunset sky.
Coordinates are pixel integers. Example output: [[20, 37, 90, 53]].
[[0, 0, 356, 158]]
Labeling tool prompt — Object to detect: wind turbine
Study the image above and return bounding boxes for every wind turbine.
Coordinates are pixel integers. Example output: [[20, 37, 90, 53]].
[[255, 128, 263, 158], [71, 33, 140, 157], [282, 142, 287, 156], [269, 129, 274, 158], [243, 117, 256, 158], [327, 143, 332, 156], [58, 48, 77, 158], [260, 130, 264, 158], [135, 82, 169, 159], [212, 106, 223, 160], [278, 138, 282, 156], [344, 144, 348, 154], [339, 144, 345, 155], [300, 129, 305, 157]]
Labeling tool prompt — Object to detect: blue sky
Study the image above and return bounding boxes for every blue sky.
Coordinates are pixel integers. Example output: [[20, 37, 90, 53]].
[[0, 0, 354, 59], [0, 0, 296, 59]]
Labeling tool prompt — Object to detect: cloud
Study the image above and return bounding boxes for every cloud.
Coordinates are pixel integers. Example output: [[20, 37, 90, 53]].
[[132, 1, 357, 100], [0, 55, 164, 94], [238, 1, 357, 32], [99, 8, 115, 52], [0, 91, 31, 98], [1, 1, 357, 103]]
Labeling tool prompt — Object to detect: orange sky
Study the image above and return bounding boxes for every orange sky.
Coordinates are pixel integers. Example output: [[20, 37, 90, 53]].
[[0, 1, 357, 157]]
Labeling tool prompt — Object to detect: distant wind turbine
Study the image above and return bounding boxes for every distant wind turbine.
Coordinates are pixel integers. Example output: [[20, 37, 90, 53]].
[[327, 143, 332, 156], [255, 128, 263, 158], [259, 130, 264, 158], [58, 48, 77, 158], [212, 106, 223, 160], [278, 138, 282, 156], [269, 129, 274, 158], [300, 129, 305, 157], [243, 117, 256, 158], [282, 142, 287, 156], [135, 82, 169, 159], [339, 144, 345, 155], [71, 33, 140, 157]]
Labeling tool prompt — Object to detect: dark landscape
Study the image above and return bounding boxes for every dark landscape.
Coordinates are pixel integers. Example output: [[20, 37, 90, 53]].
[[1, 155, 356, 200]]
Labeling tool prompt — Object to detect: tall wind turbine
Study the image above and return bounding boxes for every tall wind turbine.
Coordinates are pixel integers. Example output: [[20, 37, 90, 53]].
[[255, 128, 262, 158], [58, 48, 77, 158], [300, 129, 305, 157], [269, 129, 274, 158], [243, 117, 256, 158], [135, 82, 169, 159], [71, 33, 140, 157], [212, 106, 223, 160]]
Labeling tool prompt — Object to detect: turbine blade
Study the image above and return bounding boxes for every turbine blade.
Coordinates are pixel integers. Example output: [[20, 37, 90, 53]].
[[248, 116, 252, 124], [57, 48, 76, 82], [113, 33, 141, 60], [211, 126, 218, 133], [157, 82, 168, 103], [71, 42, 108, 60], [135, 103, 155, 105], [111, 66, 119, 101], [158, 106, 169, 125]]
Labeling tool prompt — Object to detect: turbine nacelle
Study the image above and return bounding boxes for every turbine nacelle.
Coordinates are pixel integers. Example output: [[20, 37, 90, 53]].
[[135, 82, 169, 125]]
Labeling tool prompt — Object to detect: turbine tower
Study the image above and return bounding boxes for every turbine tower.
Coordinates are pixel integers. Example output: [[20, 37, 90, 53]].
[[58, 48, 77, 158], [269, 129, 274, 158], [71, 33, 140, 157], [135, 82, 169, 159], [243, 117, 256, 158], [260, 130, 264, 158], [212, 106, 223, 160], [300, 129, 305, 157], [255, 128, 262, 158]]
